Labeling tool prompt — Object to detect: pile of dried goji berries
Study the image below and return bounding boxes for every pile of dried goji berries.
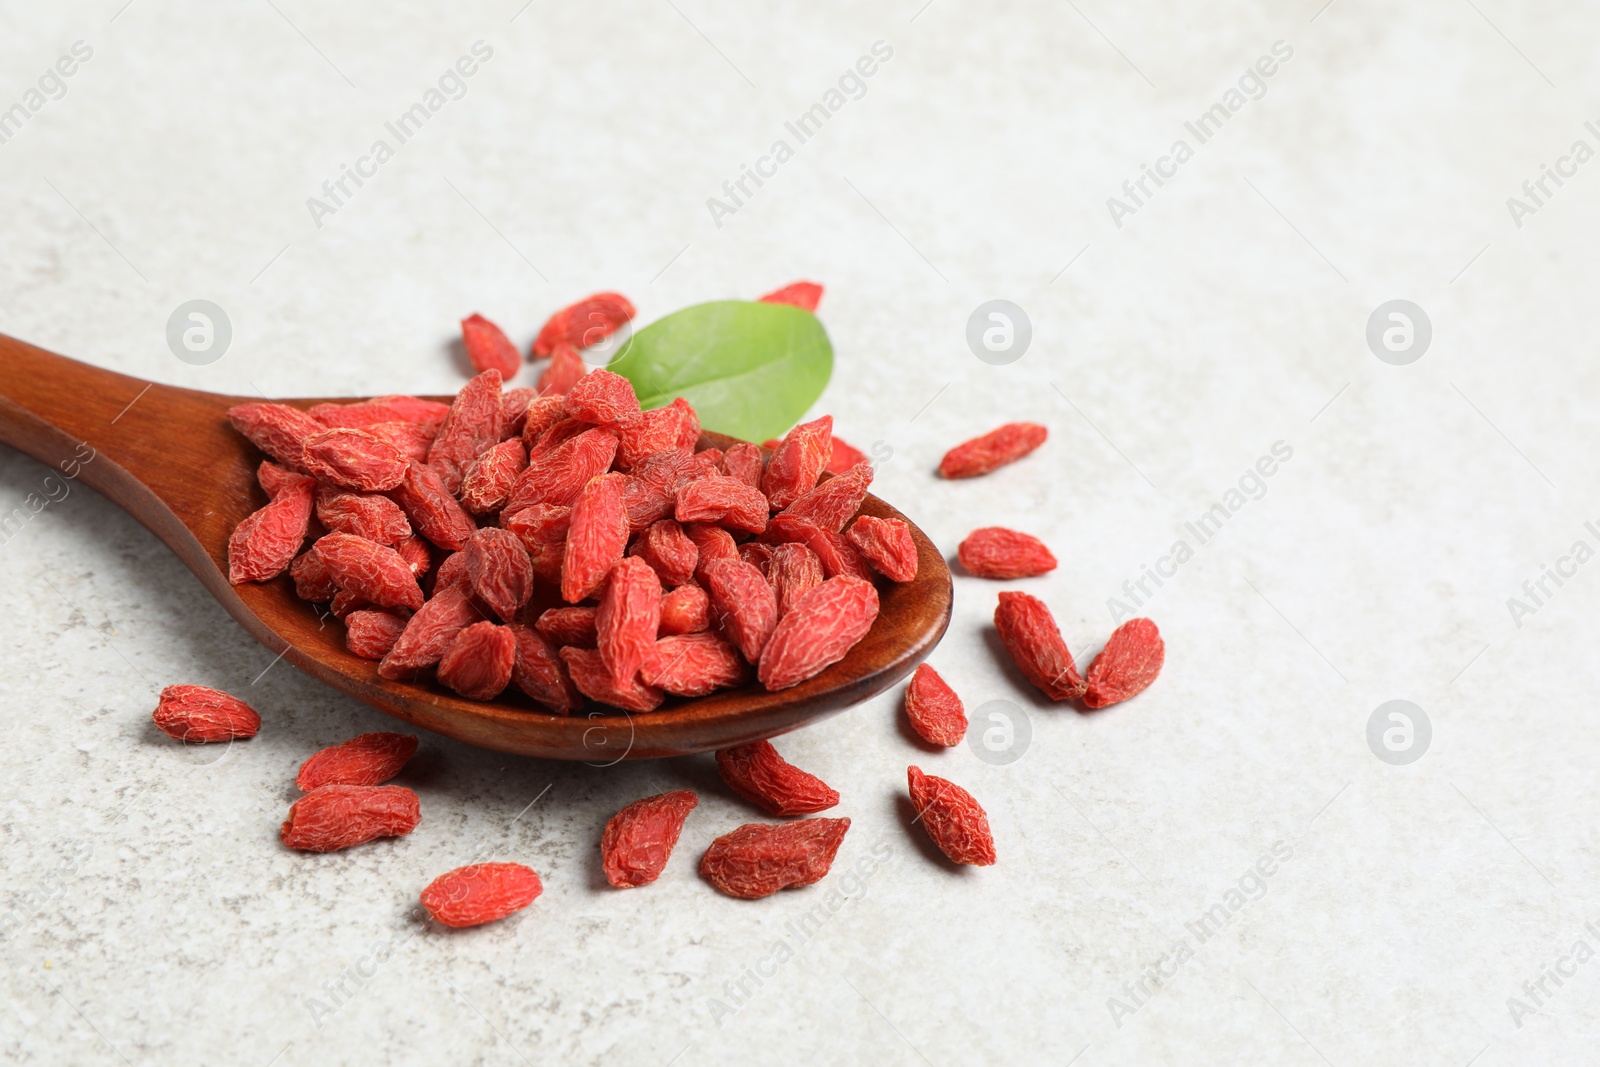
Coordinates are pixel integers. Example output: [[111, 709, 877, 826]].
[[224, 287, 914, 712]]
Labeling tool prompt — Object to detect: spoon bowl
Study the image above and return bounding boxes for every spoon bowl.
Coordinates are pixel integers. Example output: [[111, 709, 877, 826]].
[[0, 335, 952, 758]]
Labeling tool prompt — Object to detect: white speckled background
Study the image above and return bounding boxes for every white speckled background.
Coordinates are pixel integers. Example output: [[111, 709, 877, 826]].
[[2, 0, 1597, 1063]]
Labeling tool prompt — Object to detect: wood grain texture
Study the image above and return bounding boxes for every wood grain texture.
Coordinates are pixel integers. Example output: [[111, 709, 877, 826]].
[[0, 334, 952, 759]]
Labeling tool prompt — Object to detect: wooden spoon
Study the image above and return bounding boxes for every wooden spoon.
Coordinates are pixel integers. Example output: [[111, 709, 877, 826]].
[[0, 335, 952, 759]]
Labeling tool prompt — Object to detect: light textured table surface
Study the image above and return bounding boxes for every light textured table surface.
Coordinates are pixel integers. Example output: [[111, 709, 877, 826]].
[[2, 1, 1596, 1064]]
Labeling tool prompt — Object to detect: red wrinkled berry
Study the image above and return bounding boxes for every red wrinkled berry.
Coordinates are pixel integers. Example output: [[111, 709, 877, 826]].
[[533, 292, 636, 357], [958, 527, 1057, 579], [559, 646, 664, 712], [601, 790, 699, 888], [461, 313, 521, 378], [781, 461, 872, 533], [309, 395, 449, 430], [290, 549, 337, 602], [700, 558, 779, 663], [296, 732, 418, 791], [757, 576, 879, 691], [509, 623, 580, 713], [562, 473, 630, 603], [506, 427, 618, 513], [390, 459, 477, 551], [227, 402, 323, 468], [427, 368, 503, 494], [421, 862, 542, 927], [464, 528, 534, 621], [301, 428, 408, 492], [715, 740, 839, 816], [762, 415, 831, 509], [638, 519, 698, 587], [565, 368, 641, 426], [596, 556, 662, 686], [939, 422, 1047, 479], [904, 664, 965, 747], [345, 609, 410, 659], [700, 817, 850, 899], [313, 532, 426, 612], [280, 784, 420, 852], [616, 398, 699, 469], [459, 438, 528, 515], [846, 515, 918, 582], [228, 473, 314, 583], [437, 621, 516, 700], [379, 586, 480, 680], [762, 516, 873, 581], [768, 542, 823, 616], [657, 583, 711, 636], [1083, 617, 1164, 708], [536, 606, 598, 648], [367, 420, 436, 463], [676, 475, 769, 534], [908, 766, 996, 866], [993, 591, 1085, 700], [757, 280, 823, 312], [152, 685, 261, 743], [721, 441, 764, 488], [641, 632, 748, 695], [826, 436, 866, 476], [316, 489, 412, 545], [536, 342, 587, 395]]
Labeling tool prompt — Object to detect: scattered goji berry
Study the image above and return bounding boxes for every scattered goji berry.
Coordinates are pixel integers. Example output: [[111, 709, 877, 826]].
[[345, 609, 410, 660], [536, 341, 587, 395], [296, 732, 419, 790], [1083, 617, 1164, 708], [421, 862, 542, 927], [700, 558, 779, 663], [907, 766, 995, 866], [152, 685, 261, 742], [464, 528, 534, 621], [993, 591, 1085, 700], [641, 632, 748, 695], [762, 415, 832, 509], [602, 790, 699, 888], [460, 312, 521, 378], [281, 784, 420, 852], [521, 394, 569, 446], [427, 368, 503, 494], [904, 664, 965, 747], [938, 422, 1047, 479], [560, 646, 664, 712], [257, 460, 292, 498], [597, 556, 662, 686], [846, 515, 918, 582], [700, 817, 850, 899], [562, 473, 629, 603], [301, 428, 408, 492], [957, 527, 1057, 579], [533, 292, 636, 357], [229, 473, 314, 583], [313, 532, 426, 612], [756, 280, 823, 312], [433, 621, 513, 700], [715, 740, 839, 815], [459, 438, 528, 515], [757, 576, 879, 690], [565, 368, 641, 427], [657, 583, 711, 636], [686, 523, 738, 581]]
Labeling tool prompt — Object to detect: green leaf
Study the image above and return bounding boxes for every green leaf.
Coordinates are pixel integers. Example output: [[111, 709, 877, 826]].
[[606, 300, 832, 444]]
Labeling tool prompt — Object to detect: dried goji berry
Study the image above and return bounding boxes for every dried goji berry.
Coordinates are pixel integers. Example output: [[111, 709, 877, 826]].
[[421, 862, 542, 927], [762, 415, 832, 509], [508, 623, 580, 713], [536, 605, 598, 648], [367, 420, 436, 463], [721, 441, 764, 488], [846, 515, 918, 582], [330, 590, 371, 619], [562, 473, 629, 603], [565, 368, 641, 427], [464, 528, 534, 621], [501, 387, 538, 439], [345, 609, 410, 659], [635, 519, 698, 587], [390, 459, 477, 551], [738, 541, 775, 577], [527, 416, 592, 463], [394, 534, 432, 579], [257, 460, 292, 498], [907, 766, 995, 866], [316, 489, 412, 545], [676, 475, 769, 534], [757, 280, 823, 312], [641, 632, 748, 695], [993, 591, 1085, 700], [768, 542, 823, 616], [536, 341, 587, 395], [227, 402, 323, 468], [436, 621, 516, 700], [762, 516, 873, 581], [290, 549, 337, 602], [904, 664, 965, 747], [533, 292, 636, 357], [280, 784, 420, 852], [427, 368, 504, 494], [505, 427, 619, 513], [616, 397, 699, 469], [461, 312, 521, 378], [521, 394, 569, 446], [686, 523, 738, 581], [1083, 617, 1164, 708], [597, 556, 662, 686], [957, 527, 1057, 579], [700, 558, 779, 663], [313, 532, 426, 611], [657, 583, 710, 636], [309, 395, 450, 431], [296, 732, 419, 790], [560, 646, 664, 712], [938, 422, 1047, 479], [503, 504, 572, 551], [700, 817, 850, 899], [433, 550, 471, 592], [781, 461, 872, 533], [379, 585, 480, 680], [715, 740, 839, 815], [826, 436, 867, 476], [602, 790, 699, 888], [152, 685, 261, 742], [757, 576, 879, 691], [229, 473, 315, 583], [460, 438, 528, 515], [301, 428, 409, 492]]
